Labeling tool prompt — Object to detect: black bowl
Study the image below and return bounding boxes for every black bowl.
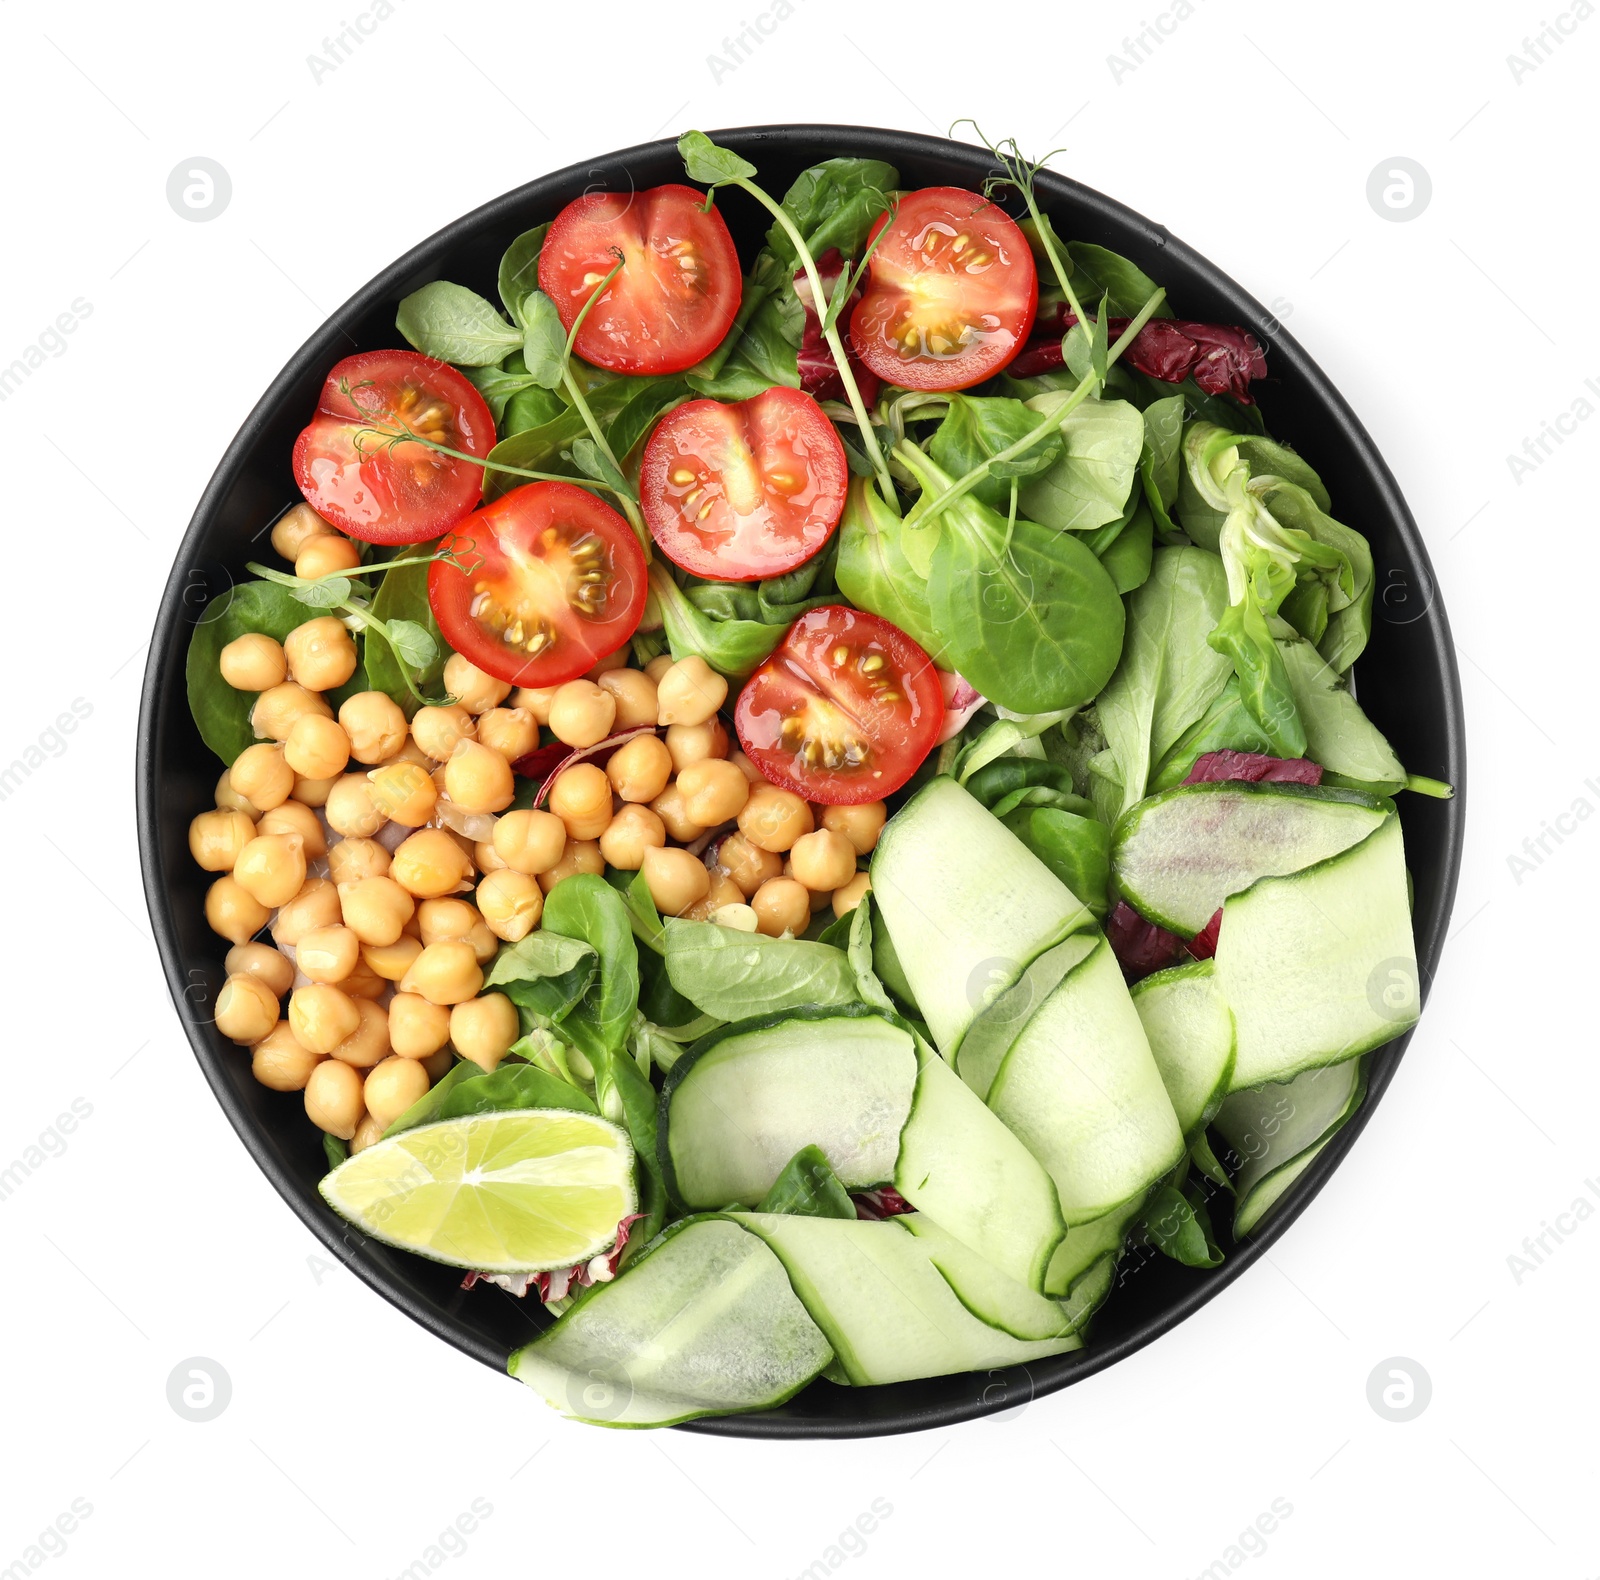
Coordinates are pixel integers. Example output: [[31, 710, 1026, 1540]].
[[137, 125, 1465, 1439]]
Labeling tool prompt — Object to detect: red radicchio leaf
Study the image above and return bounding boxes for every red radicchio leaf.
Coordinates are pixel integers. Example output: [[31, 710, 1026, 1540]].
[[852, 1186, 913, 1220], [1187, 908, 1223, 960], [1183, 751, 1323, 786], [459, 1213, 645, 1301], [512, 725, 658, 808], [794, 249, 882, 408], [935, 669, 983, 744], [1106, 899, 1184, 982]]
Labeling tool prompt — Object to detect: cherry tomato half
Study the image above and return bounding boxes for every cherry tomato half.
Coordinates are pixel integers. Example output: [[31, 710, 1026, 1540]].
[[428, 482, 647, 688], [291, 350, 495, 544], [735, 606, 944, 804], [640, 387, 848, 582], [849, 188, 1038, 392], [538, 184, 743, 377]]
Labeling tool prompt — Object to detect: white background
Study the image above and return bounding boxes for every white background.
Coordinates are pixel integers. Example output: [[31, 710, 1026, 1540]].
[[1, 0, 1591, 1575]]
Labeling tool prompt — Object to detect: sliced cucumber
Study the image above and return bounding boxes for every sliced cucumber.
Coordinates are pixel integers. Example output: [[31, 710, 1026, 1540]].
[[1043, 1190, 1149, 1298], [731, 1212, 1082, 1385], [1133, 960, 1236, 1136], [895, 1040, 1066, 1291], [871, 776, 1093, 1058], [1111, 781, 1390, 936], [508, 1216, 831, 1427], [660, 1007, 916, 1208], [956, 932, 1100, 1103], [989, 935, 1185, 1227], [1217, 814, 1417, 1088], [1212, 1058, 1368, 1235], [1056, 1250, 1117, 1331], [899, 1213, 1077, 1340]]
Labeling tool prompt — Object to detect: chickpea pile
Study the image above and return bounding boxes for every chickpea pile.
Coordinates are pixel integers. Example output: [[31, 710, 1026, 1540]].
[[194, 503, 885, 1153]]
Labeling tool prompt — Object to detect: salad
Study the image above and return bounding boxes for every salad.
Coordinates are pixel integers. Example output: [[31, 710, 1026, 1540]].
[[183, 129, 1450, 1428]]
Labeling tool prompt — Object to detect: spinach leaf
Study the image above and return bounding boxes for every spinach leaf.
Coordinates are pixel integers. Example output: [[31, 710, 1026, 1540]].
[[1016, 393, 1145, 533], [845, 899, 895, 1016], [963, 757, 1079, 807], [322, 1133, 348, 1170], [1147, 679, 1277, 792], [953, 710, 1074, 785], [521, 291, 569, 388], [541, 875, 641, 1056], [186, 581, 321, 764], [834, 478, 949, 663], [1066, 241, 1174, 319], [499, 382, 567, 439], [1139, 393, 1186, 540], [386, 1058, 598, 1139], [928, 394, 1064, 512], [1000, 805, 1112, 916], [485, 931, 600, 1033], [607, 377, 690, 461], [1099, 500, 1154, 593], [481, 406, 592, 500], [1277, 636, 1405, 787], [510, 1026, 588, 1089], [757, 1144, 858, 1219], [463, 360, 543, 425], [650, 566, 790, 678], [1140, 1180, 1224, 1268], [1093, 546, 1234, 817], [593, 1034, 667, 1250], [497, 223, 550, 328], [687, 252, 802, 399], [662, 920, 859, 1020], [1208, 599, 1306, 757], [363, 550, 448, 718], [1261, 481, 1373, 673], [396, 281, 523, 366], [767, 157, 898, 267]]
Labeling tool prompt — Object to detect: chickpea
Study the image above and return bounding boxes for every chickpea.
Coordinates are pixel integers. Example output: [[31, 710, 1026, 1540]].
[[411, 704, 476, 761], [399, 939, 483, 1006], [712, 902, 759, 932], [729, 749, 763, 784], [656, 656, 727, 726], [304, 1057, 364, 1140], [205, 874, 271, 945], [251, 682, 332, 743], [257, 798, 327, 859], [330, 996, 392, 1069], [644, 653, 675, 684], [364, 1055, 430, 1129], [215, 973, 281, 1044], [417, 898, 483, 946], [284, 713, 352, 780], [390, 828, 474, 899], [229, 743, 294, 811], [642, 846, 711, 917], [788, 829, 858, 893], [339, 691, 408, 765], [607, 734, 673, 804], [219, 632, 286, 692], [272, 501, 335, 562], [283, 616, 358, 692], [367, 760, 437, 827], [450, 993, 519, 1073], [475, 869, 543, 942], [676, 758, 750, 827], [444, 740, 515, 814], [341, 958, 388, 1001], [538, 839, 603, 893], [833, 872, 872, 918], [476, 706, 539, 761], [326, 837, 389, 885], [587, 648, 630, 677], [784, 858, 834, 912], [339, 875, 416, 946], [296, 924, 360, 984], [597, 668, 658, 730], [713, 831, 783, 897], [548, 763, 613, 840], [251, 1023, 321, 1092], [289, 983, 362, 1055], [290, 772, 339, 809], [272, 876, 342, 946], [738, 784, 813, 853], [422, 1048, 456, 1082], [362, 935, 423, 982], [350, 1113, 384, 1154], [232, 832, 307, 909], [389, 993, 452, 1058], [295, 533, 362, 581], [511, 685, 559, 725], [215, 768, 261, 817], [492, 808, 567, 875], [650, 781, 706, 844], [323, 773, 385, 838], [443, 653, 512, 714], [189, 808, 256, 872], [474, 839, 508, 873], [820, 800, 888, 855], [751, 876, 811, 938], [225, 941, 295, 999], [599, 804, 665, 870], [665, 719, 729, 773], [377, 737, 434, 772], [682, 871, 746, 922], [548, 679, 617, 748]]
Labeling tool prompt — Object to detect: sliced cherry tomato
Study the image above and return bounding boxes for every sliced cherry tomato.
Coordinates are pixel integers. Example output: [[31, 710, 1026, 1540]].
[[735, 606, 944, 804], [640, 387, 848, 582], [538, 184, 742, 376], [849, 187, 1037, 392], [291, 350, 494, 544], [428, 482, 647, 688]]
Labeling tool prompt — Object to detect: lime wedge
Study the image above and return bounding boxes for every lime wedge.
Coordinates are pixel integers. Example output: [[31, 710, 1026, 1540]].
[[319, 1110, 636, 1273]]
